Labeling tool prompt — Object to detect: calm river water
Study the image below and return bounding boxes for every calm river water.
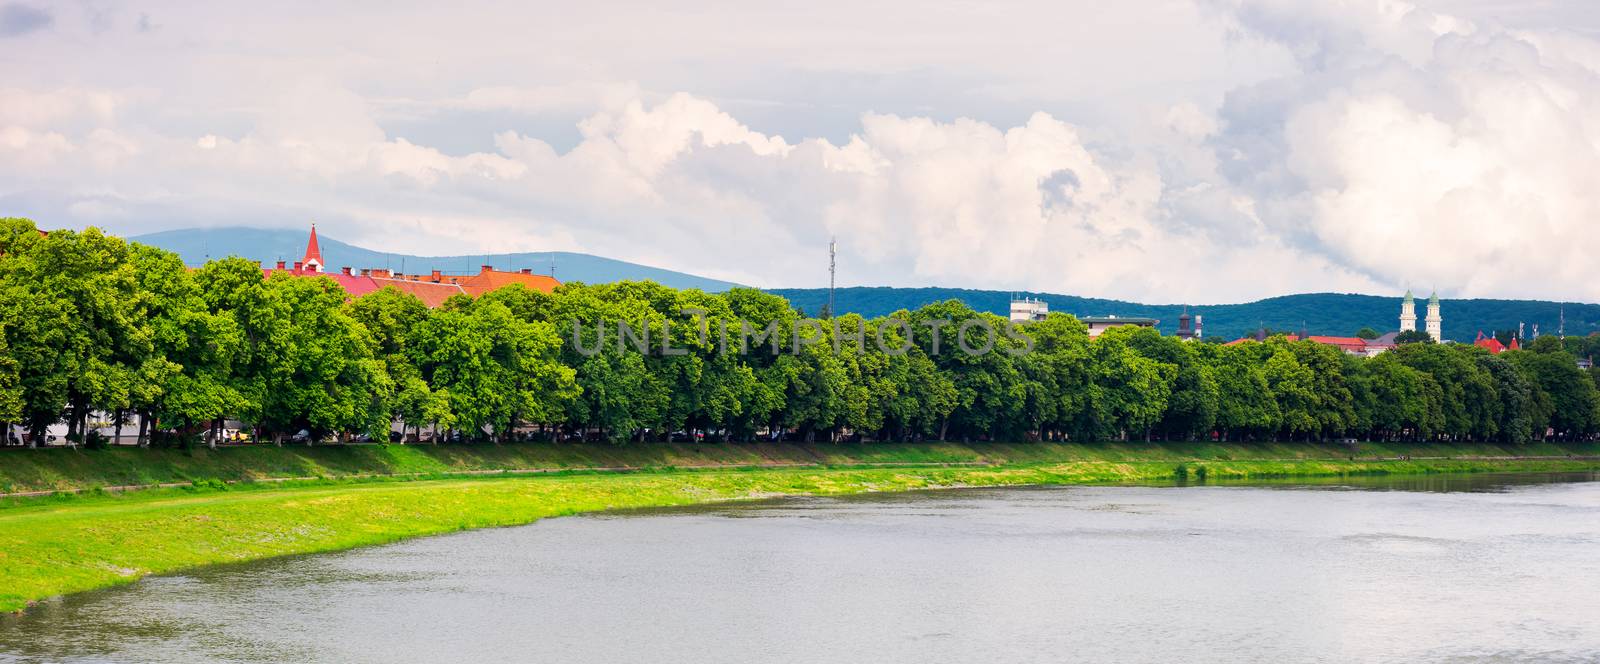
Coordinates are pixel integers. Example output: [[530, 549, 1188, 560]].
[[3, 472, 1599, 663]]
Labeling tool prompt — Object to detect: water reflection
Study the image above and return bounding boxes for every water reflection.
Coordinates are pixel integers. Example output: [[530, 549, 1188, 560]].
[[3, 473, 1598, 663]]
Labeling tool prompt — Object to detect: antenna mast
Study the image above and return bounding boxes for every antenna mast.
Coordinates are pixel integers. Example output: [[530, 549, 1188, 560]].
[[827, 236, 837, 319]]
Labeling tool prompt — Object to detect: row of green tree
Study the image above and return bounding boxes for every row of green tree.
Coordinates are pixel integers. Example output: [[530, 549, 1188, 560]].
[[4, 219, 1600, 447]]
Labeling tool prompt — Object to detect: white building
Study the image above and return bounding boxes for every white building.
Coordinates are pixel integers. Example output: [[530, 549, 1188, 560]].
[[1010, 297, 1048, 323], [1393, 290, 1441, 342], [1082, 315, 1159, 338], [1424, 292, 1442, 342], [1399, 290, 1417, 332]]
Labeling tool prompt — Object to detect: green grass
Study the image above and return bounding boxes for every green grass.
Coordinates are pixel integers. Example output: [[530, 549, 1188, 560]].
[[2, 453, 1599, 614], [5, 439, 1597, 495]]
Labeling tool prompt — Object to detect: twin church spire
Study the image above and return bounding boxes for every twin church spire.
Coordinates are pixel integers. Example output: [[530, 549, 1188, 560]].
[[1398, 290, 1441, 342]]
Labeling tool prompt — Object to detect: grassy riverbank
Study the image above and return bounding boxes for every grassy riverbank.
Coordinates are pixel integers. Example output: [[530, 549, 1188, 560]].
[[3, 453, 1600, 613], [6, 439, 1599, 495]]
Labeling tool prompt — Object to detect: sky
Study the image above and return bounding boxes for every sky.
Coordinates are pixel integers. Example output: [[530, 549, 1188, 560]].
[[3, 0, 1600, 303]]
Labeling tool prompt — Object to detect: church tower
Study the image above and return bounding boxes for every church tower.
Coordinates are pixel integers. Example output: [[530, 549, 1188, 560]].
[[301, 223, 324, 273], [1425, 291, 1442, 342], [1399, 290, 1416, 333]]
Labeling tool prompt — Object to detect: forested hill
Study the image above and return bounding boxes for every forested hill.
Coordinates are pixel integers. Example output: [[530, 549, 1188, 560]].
[[127, 228, 1599, 342], [131, 227, 741, 293], [767, 287, 1600, 343]]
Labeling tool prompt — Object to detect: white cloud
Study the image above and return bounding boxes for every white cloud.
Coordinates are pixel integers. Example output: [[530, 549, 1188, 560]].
[[1210, 0, 1600, 301], [0, 87, 123, 127], [2, 0, 1599, 303]]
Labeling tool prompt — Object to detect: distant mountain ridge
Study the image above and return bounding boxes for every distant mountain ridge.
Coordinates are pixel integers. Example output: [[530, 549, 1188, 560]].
[[128, 228, 1599, 343], [130, 227, 742, 293], [769, 287, 1600, 344]]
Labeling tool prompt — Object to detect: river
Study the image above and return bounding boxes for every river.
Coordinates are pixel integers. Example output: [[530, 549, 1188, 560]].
[[3, 472, 1598, 663]]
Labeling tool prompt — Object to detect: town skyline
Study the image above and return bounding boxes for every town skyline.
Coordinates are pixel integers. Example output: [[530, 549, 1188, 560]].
[[107, 223, 1600, 343]]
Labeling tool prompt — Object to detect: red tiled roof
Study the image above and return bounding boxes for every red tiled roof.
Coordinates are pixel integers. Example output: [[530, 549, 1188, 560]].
[[1475, 331, 1507, 354], [1227, 334, 1375, 353], [371, 278, 467, 308], [457, 266, 561, 297], [263, 228, 556, 305], [1226, 333, 1304, 346], [1305, 335, 1369, 351], [262, 267, 381, 298]]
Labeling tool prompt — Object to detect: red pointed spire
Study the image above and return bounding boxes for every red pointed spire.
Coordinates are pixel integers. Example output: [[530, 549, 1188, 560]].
[[302, 223, 324, 272]]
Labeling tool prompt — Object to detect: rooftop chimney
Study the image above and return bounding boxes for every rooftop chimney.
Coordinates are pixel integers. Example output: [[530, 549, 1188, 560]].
[[520, 268, 532, 275], [359, 268, 370, 277], [341, 266, 352, 276], [481, 264, 493, 273], [430, 269, 442, 282], [276, 260, 286, 270], [293, 261, 303, 271]]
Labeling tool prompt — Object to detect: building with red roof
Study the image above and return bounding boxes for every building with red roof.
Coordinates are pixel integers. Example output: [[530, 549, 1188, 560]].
[[1473, 331, 1521, 354], [457, 264, 561, 296], [1225, 332, 1391, 356], [1302, 335, 1370, 355], [262, 261, 382, 298], [366, 269, 469, 307], [260, 224, 379, 297], [260, 227, 560, 307], [302, 223, 325, 273], [1474, 332, 1505, 354]]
